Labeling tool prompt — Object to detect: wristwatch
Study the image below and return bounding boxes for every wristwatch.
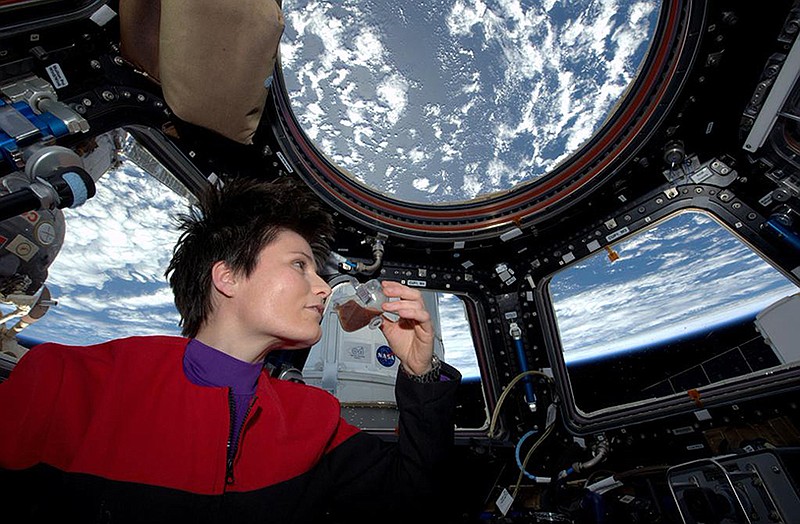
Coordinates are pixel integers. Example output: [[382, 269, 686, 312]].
[[401, 354, 442, 383]]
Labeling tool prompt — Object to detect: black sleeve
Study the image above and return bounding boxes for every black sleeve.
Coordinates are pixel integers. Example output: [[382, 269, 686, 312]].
[[318, 363, 461, 523]]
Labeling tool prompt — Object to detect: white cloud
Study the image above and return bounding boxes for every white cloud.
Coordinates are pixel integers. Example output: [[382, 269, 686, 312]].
[[22, 161, 187, 345], [283, 0, 659, 203]]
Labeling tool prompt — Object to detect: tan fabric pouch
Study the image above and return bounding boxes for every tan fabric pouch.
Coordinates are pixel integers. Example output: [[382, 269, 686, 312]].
[[120, 0, 284, 144]]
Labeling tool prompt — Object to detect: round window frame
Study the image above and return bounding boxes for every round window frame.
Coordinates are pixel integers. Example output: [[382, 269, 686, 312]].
[[270, 1, 700, 241]]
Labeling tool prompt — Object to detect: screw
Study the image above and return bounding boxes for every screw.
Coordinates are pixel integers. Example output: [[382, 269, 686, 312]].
[[695, 187, 703, 193], [74, 104, 86, 114], [137, 94, 146, 102], [113, 56, 124, 66], [747, 213, 757, 220], [82, 98, 92, 106], [121, 91, 131, 98], [90, 60, 101, 70], [101, 90, 115, 102], [732, 202, 741, 209]]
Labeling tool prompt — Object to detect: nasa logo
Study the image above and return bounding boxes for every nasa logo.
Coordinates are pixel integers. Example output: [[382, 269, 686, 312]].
[[375, 345, 396, 368]]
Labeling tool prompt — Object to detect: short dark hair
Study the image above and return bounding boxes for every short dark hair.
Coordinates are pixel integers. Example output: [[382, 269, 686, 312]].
[[166, 176, 334, 338]]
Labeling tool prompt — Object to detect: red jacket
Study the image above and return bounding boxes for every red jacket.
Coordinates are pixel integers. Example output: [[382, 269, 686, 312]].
[[0, 336, 459, 523]]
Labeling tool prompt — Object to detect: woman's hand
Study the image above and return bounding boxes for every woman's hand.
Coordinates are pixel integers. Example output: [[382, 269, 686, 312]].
[[378, 281, 435, 376]]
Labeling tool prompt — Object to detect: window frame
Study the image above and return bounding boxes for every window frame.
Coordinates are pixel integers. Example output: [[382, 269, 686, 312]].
[[537, 208, 800, 434]]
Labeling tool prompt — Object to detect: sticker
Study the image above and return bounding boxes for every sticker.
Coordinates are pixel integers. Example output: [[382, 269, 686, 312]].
[[606, 226, 630, 243], [0, 235, 7, 247], [546, 403, 557, 427], [496, 488, 514, 516], [347, 346, 366, 360], [619, 495, 635, 504], [35, 222, 56, 245], [671, 426, 694, 435], [90, 4, 117, 26], [23, 211, 39, 223], [406, 279, 426, 287], [694, 409, 712, 421], [275, 151, 293, 173], [686, 443, 705, 451], [45, 63, 69, 89], [375, 345, 396, 367], [6, 235, 39, 261], [690, 167, 713, 184]]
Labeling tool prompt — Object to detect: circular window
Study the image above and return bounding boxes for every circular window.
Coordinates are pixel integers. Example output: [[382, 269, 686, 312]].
[[274, 0, 695, 239]]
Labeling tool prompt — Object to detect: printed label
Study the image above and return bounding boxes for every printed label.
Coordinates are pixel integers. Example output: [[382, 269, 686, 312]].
[[46, 63, 69, 89], [6, 235, 39, 262], [347, 346, 366, 360], [606, 226, 630, 243], [35, 222, 56, 245], [496, 488, 514, 516], [275, 151, 294, 173]]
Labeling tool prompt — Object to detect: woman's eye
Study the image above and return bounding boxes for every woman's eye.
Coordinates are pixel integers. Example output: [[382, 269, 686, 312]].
[[294, 260, 307, 270]]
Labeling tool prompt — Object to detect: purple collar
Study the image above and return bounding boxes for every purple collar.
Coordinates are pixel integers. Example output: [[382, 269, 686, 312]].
[[183, 339, 263, 395]]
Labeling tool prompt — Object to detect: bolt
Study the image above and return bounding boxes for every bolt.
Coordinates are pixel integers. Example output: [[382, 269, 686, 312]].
[[732, 202, 741, 209], [720, 193, 731, 201], [82, 98, 92, 107], [154, 101, 163, 108], [101, 90, 115, 102], [121, 91, 131, 98], [695, 187, 703, 193], [74, 104, 86, 114], [137, 94, 146, 102], [656, 198, 664, 205], [748, 213, 757, 220], [772, 465, 781, 474], [90, 59, 101, 70], [113, 56, 124, 66]]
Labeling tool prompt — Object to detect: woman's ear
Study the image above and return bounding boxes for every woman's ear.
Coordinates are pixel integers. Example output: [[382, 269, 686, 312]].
[[211, 260, 238, 298]]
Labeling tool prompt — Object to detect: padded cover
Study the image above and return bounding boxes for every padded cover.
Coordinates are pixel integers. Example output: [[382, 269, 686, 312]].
[[120, 0, 284, 144]]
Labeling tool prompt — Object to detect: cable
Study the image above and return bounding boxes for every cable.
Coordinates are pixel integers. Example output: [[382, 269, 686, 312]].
[[488, 369, 553, 439], [512, 422, 555, 499], [515, 430, 544, 480]]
